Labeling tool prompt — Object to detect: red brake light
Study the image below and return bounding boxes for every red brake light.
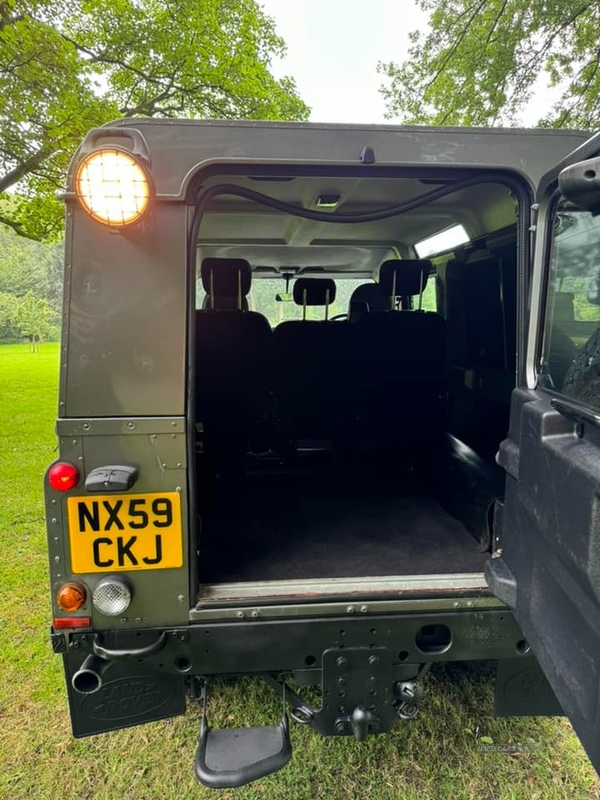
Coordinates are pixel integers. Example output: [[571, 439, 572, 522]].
[[48, 462, 79, 492]]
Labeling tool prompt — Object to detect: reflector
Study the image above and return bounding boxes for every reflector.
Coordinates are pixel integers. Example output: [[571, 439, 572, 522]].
[[48, 462, 79, 492], [54, 617, 91, 629], [75, 148, 151, 226]]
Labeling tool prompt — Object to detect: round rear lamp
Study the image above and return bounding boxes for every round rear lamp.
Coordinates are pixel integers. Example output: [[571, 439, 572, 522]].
[[56, 582, 87, 612], [92, 577, 132, 616], [48, 462, 80, 492], [75, 148, 151, 227]]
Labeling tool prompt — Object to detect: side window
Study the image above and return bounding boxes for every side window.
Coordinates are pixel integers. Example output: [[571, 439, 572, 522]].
[[420, 278, 437, 312], [539, 199, 600, 408]]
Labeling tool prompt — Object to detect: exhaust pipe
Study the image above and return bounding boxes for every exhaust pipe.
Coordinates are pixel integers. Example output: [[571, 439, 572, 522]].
[[72, 654, 113, 695]]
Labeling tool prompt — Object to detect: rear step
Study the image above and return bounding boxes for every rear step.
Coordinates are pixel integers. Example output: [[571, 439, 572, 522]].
[[194, 681, 292, 789]]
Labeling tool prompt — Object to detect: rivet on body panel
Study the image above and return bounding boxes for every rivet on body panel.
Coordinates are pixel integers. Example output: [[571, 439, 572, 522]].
[[346, 605, 355, 614], [127, 422, 136, 430], [82, 422, 90, 431]]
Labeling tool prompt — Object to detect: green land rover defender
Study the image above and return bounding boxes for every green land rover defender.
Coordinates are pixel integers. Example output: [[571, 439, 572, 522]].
[[45, 120, 600, 787]]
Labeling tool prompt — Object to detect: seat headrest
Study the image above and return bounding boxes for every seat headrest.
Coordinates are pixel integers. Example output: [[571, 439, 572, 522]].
[[379, 259, 431, 298], [293, 278, 336, 306], [349, 282, 391, 312], [201, 258, 252, 298]]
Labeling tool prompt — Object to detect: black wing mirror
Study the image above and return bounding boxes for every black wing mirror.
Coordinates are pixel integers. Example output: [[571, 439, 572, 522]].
[[559, 157, 600, 214]]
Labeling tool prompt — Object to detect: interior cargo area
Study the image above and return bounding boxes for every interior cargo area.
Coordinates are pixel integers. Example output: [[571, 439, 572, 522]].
[[192, 170, 522, 596]]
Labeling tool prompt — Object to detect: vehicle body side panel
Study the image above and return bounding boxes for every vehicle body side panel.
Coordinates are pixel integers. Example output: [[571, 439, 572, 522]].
[[47, 418, 190, 629], [62, 205, 188, 419]]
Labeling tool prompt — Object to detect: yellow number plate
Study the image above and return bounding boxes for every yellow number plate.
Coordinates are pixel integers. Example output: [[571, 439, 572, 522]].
[[67, 492, 183, 573]]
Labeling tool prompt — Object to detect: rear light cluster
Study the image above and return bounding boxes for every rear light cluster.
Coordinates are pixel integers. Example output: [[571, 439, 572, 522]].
[[54, 582, 90, 629], [53, 576, 133, 627]]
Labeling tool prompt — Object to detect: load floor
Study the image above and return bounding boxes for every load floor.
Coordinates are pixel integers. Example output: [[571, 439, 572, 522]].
[[198, 460, 489, 584]]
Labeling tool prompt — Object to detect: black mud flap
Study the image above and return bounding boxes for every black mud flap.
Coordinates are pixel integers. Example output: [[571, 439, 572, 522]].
[[495, 657, 563, 717], [64, 652, 186, 737]]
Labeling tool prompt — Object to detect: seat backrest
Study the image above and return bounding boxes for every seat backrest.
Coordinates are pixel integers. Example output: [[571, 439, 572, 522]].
[[369, 259, 444, 377], [352, 259, 447, 444], [195, 257, 272, 428], [273, 278, 347, 439]]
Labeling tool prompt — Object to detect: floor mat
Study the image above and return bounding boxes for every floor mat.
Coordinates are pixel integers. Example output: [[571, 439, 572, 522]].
[[198, 469, 488, 583]]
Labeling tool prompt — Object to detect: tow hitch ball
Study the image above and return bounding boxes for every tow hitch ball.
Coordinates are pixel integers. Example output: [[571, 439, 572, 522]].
[[395, 678, 425, 720]]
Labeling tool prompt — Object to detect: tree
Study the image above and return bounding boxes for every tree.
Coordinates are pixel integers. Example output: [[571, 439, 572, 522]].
[[0, 1, 309, 241], [378, 1, 600, 129], [14, 289, 54, 344]]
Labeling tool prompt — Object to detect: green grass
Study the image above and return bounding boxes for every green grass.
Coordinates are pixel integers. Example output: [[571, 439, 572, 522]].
[[0, 342, 598, 799]]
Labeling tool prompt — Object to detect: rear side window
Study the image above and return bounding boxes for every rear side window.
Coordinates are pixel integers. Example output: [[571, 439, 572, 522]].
[[419, 279, 437, 313], [539, 200, 600, 408]]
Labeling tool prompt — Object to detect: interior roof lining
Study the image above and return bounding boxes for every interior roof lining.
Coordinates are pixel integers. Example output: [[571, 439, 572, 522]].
[[193, 171, 521, 276]]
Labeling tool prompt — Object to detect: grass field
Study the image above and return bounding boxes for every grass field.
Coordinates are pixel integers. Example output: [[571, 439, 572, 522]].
[[0, 342, 599, 800]]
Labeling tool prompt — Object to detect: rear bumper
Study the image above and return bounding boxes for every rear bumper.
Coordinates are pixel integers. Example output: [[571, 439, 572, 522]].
[[54, 606, 522, 677], [54, 606, 531, 736]]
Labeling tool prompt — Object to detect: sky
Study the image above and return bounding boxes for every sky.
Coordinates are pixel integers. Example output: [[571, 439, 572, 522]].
[[259, 0, 560, 126]]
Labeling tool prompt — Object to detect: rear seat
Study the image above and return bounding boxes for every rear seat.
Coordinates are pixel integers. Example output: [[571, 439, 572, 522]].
[[273, 278, 347, 443], [195, 257, 272, 472], [352, 259, 447, 446]]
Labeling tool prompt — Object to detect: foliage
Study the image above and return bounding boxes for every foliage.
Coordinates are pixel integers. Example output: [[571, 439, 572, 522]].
[[379, 0, 600, 129], [0, 223, 62, 341], [0, 0, 309, 240], [14, 289, 54, 340], [0, 289, 21, 340]]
